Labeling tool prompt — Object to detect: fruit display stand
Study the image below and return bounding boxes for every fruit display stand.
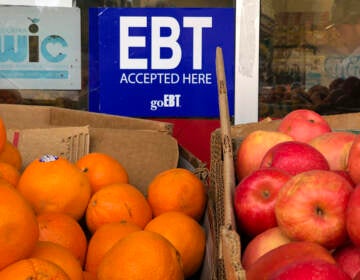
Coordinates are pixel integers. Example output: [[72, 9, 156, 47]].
[[0, 103, 217, 279], [210, 46, 360, 280], [210, 107, 360, 279]]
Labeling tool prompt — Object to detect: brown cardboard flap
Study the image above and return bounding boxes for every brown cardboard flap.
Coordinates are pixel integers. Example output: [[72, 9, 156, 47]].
[[0, 104, 180, 195], [88, 127, 179, 195], [6, 126, 179, 195], [0, 104, 173, 134], [7, 126, 90, 170]]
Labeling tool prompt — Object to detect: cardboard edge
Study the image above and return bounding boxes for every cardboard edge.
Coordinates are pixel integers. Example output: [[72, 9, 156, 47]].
[[48, 105, 174, 134], [209, 127, 245, 280], [0, 104, 174, 134], [220, 226, 246, 280]]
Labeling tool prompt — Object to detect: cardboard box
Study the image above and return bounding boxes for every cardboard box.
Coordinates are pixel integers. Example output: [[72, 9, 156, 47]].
[[0, 104, 176, 193], [0, 104, 216, 279], [0, 104, 173, 132], [7, 125, 90, 169], [209, 112, 360, 280]]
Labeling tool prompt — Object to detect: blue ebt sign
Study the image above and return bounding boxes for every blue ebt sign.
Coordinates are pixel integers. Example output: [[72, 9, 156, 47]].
[[89, 8, 235, 118]]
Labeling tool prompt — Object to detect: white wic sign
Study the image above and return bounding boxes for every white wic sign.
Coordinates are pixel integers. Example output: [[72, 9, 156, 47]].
[[0, 0, 74, 7]]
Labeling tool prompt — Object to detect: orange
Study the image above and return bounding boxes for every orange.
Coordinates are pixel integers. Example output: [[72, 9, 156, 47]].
[[97, 230, 184, 280], [0, 257, 70, 279], [76, 152, 129, 193], [0, 117, 6, 153], [17, 155, 92, 220], [85, 183, 152, 233], [37, 212, 88, 267], [147, 168, 207, 221], [145, 211, 206, 278], [0, 161, 21, 187], [30, 241, 84, 280], [83, 270, 97, 280], [85, 220, 142, 275], [0, 178, 39, 270], [0, 140, 22, 171]]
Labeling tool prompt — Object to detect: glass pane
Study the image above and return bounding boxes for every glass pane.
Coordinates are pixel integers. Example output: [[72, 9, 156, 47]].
[[0, 1, 233, 109], [259, 0, 360, 119]]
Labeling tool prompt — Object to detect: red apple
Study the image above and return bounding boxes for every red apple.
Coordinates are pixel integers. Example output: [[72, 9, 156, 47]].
[[333, 243, 360, 278], [275, 170, 353, 249], [260, 141, 330, 176], [242, 226, 291, 270], [234, 168, 291, 237], [277, 109, 332, 143], [355, 270, 360, 280], [246, 241, 337, 280], [268, 259, 351, 280], [347, 135, 360, 184], [309, 131, 356, 171], [235, 130, 293, 180], [346, 186, 360, 247], [333, 170, 356, 188]]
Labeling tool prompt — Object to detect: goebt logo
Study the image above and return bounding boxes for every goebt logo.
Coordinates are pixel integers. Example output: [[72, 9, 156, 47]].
[[119, 16, 213, 70], [150, 94, 181, 111], [0, 17, 68, 63]]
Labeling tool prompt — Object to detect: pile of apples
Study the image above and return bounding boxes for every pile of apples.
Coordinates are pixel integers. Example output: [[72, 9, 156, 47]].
[[234, 109, 360, 280]]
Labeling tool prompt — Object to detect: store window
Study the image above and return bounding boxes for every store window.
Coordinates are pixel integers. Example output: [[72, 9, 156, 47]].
[[258, 0, 360, 119], [0, 1, 233, 110]]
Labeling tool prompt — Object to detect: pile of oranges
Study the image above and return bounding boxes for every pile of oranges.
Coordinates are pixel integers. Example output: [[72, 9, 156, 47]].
[[0, 117, 208, 280]]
